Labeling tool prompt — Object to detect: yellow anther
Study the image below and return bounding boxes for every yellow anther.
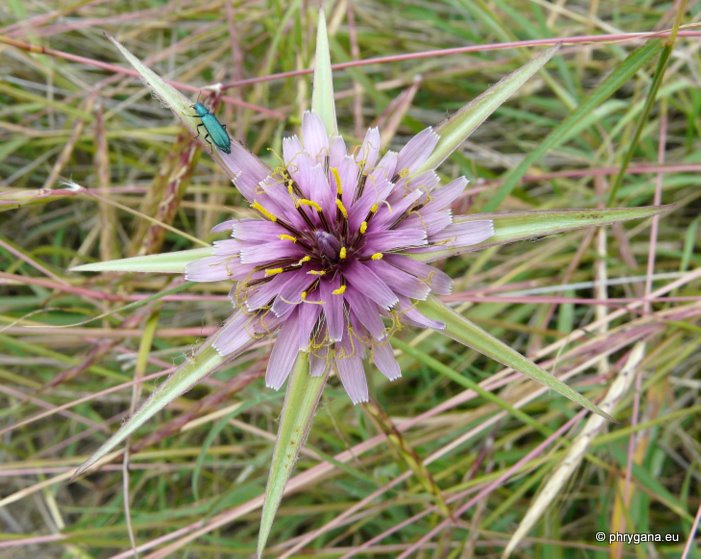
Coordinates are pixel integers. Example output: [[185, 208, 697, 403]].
[[287, 183, 294, 195], [332, 285, 347, 295], [301, 291, 307, 300], [330, 167, 343, 195], [371, 253, 383, 260], [308, 270, 326, 276], [335, 198, 348, 219], [265, 267, 284, 277], [370, 203, 379, 213], [339, 246, 347, 260], [278, 234, 297, 243], [359, 221, 368, 234], [251, 200, 277, 222], [297, 255, 311, 264], [296, 198, 323, 212]]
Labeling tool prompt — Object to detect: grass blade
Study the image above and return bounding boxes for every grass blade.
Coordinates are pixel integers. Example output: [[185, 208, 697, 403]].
[[502, 342, 645, 558]]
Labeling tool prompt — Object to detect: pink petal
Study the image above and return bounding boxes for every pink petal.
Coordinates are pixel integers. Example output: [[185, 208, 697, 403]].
[[334, 155, 359, 208], [309, 347, 329, 377], [329, 136, 347, 168], [265, 315, 300, 390], [212, 239, 243, 256], [344, 289, 387, 341], [270, 270, 315, 317], [400, 209, 453, 236], [231, 219, 284, 242], [244, 274, 289, 310], [368, 150, 398, 184], [283, 135, 304, 167], [210, 219, 238, 234], [356, 127, 380, 171], [362, 228, 427, 253], [343, 261, 398, 310], [212, 312, 255, 356], [431, 220, 494, 247], [385, 255, 452, 295], [348, 177, 393, 231], [396, 127, 439, 174], [423, 177, 467, 211], [221, 142, 271, 202], [398, 297, 445, 330], [297, 163, 335, 217], [302, 111, 329, 160], [373, 342, 401, 381], [389, 170, 439, 203], [371, 259, 431, 300], [335, 352, 368, 404], [185, 256, 235, 282], [239, 240, 303, 265], [297, 300, 322, 350], [373, 188, 425, 229], [320, 276, 346, 342]]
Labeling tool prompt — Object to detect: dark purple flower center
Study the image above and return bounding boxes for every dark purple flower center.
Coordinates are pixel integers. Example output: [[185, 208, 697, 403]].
[[313, 229, 342, 262]]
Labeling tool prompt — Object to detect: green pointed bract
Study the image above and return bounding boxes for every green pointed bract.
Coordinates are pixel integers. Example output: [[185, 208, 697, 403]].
[[418, 45, 559, 173], [311, 9, 338, 137], [408, 205, 670, 262], [73, 344, 224, 477], [483, 39, 662, 211], [70, 247, 212, 273], [417, 297, 614, 421], [257, 357, 329, 558], [107, 35, 198, 135]]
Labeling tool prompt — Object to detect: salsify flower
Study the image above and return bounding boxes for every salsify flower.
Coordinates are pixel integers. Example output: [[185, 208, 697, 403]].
[[71, 20, 665, 557], [185, 112, 493, 403]]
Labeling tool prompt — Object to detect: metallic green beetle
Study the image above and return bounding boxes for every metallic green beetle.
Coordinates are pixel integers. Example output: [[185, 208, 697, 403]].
[[192, 102, 231, 154]]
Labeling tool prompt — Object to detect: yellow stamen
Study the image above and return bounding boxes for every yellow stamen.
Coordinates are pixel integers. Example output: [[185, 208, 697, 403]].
[[335, 198, 348, 219], [308, 270, 326, 276], [371, 252, 383, 260], [332, 285, 347, 295], [330, 167, 343, 195], [297, 256, 311, 265], [301, 291, 307, 300], [251, 200, 277, 222], [370, 203, 379, 214], [287, 183, 294, 195], [339, 246, 347, 260], [265, 267, 284, 277], [359, 221, 368, 234], [278, 234, 297, 243], [296, 198, 322, 212]]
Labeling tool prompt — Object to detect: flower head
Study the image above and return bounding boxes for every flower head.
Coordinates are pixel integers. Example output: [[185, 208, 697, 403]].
[[186, 111, 494, 403]]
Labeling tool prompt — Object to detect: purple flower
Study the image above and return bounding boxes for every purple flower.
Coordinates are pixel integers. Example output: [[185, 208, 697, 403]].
[[185, 111, 494, 403]]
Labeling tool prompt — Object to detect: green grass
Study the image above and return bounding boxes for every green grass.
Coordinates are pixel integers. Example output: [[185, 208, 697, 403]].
[[1, 1, 700, 558]]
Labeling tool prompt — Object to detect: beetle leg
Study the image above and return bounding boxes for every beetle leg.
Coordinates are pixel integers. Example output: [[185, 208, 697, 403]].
[[195, 123, 203, 138], [204, 133, 213, 153]]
